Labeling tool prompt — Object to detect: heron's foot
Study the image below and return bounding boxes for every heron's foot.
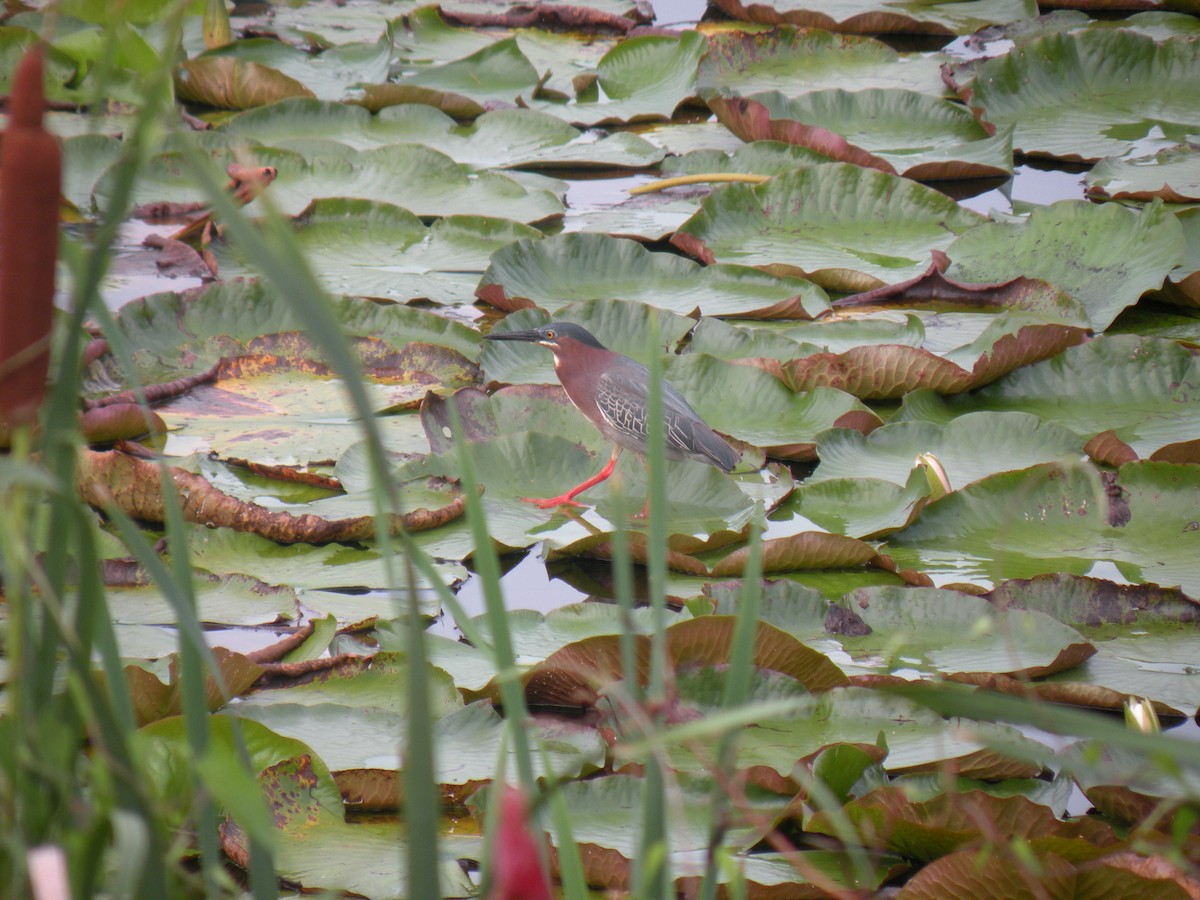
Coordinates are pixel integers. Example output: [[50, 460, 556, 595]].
[[521, 495, 586, 509]]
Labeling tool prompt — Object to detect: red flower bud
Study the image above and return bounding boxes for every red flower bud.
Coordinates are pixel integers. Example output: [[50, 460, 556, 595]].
[[487, 787, 553, 900]]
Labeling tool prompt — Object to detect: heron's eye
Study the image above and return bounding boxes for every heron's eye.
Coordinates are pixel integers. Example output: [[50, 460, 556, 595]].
[[544, 329, 556, 340]]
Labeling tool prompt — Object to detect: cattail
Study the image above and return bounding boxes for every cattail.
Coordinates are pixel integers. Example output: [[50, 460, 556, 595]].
[[0, 44, 61, 427]]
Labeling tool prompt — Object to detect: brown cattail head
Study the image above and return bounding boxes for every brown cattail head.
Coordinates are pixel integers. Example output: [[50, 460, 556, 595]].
[[0, 43, 62, 427]]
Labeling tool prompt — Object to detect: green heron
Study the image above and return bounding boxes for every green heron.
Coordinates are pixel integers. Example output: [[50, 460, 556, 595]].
[[484, 322, 739, 512]]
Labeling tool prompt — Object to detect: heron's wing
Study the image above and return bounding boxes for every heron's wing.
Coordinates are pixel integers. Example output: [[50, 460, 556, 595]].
[[595, 364, 738, 471]]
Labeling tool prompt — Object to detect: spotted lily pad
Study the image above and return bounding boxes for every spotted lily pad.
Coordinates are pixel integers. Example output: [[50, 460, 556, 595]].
[[699, 26, 949, 99], [672, 163, 985, 292]]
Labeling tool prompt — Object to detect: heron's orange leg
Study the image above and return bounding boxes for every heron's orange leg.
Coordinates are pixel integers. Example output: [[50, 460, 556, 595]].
[[522, 446, 622, 509]]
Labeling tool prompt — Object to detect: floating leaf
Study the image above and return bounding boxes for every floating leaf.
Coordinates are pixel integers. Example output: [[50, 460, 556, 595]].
[[529, 31, 706, 125], [705, 0, 1037, 35], [951, 29, 1200, 162], [900, 335, 1200, 463], [886, 461, 1200, 601], [699, 26, 948, 99], [174, 56, 316, 109], [1087, 144, 1200, 204], [672, 163, 984, 292], [838, 585, 1096, 680], [811, 412, 1083, 490], [477, 231, 830, 319], [945, 200, 1186, 331], [709, 90, 1013, 180], [217, 198, 542, 304]]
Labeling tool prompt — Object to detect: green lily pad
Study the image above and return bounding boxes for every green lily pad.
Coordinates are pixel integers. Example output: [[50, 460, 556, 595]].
[[548, 775, 793, 890], [811, 412, 1083, 490], [672, 163, 985, 292], [197, 36, 392, 102], [216, 198, 541, 304], [899, 335, 1200, 463], [885, 461, 1200, 600], [362, 44, 536, 118], [709, 90, 1013, 180], [61, 133, 123, 214], [218, 754, 478, 898], [223, 98, 660, 168], [705, 0, 1037, 35], [986, 574, 1200, 717], [477, 231, 830, 319], [102, 279, 480, 383], [836, 585, 1095, 680], [624, 686, 1045, 780], [788, 467, 932, 539], [699, 26, 949, 99], [945, 200, 1186, 331], [394, 6, 617, 100], [106, 573, 299, 627], [99, 139, 564, 224], [1087, 144, 1200, 204], [660, 140, 836, 177], [952, 29, 1200, 162], [528, 31, 706, 125], [185, 525, 466, 596]]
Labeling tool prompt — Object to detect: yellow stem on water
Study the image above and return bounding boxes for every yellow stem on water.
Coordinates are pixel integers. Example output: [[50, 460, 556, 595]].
[[628, 172, 770, 195]]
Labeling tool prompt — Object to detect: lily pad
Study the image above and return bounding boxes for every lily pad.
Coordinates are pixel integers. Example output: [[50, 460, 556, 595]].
[[945, 200, 1186, 331], [394, 6, 618, 100], [174, 56, 316, 110], [102, 279, 480, 383], [216, 198, 541, 304], [899, 335, 1200, 464], [708, 90, 1013, 181], [185, 525, 465, 596], [838, 585, 1095, 680], [985, 574, 1200, 717], [699, 26, 949, 99], [529, 31, 707, 126], [622, 686, 1045, 780], [477, 232, 830, 319], [952, 29, 1200, 162], [219, 755, 478, 897], [197, 36, 393, 102], [885, 461, 1200, 601], [705, 0, 1038, 35], [519, 614, 849, 709], [672, 163, 985, 292], [99, 139, 564, 224], [106, 573, 299, 627], [1086, 144, 1200, 204], [811, 413, 1083, 490]]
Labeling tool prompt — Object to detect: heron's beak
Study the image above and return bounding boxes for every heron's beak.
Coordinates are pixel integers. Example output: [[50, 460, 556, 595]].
[[482, 329, 545, 343]]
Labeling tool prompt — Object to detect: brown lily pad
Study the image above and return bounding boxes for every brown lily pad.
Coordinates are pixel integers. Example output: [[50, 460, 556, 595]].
[[76, 447, 464, 543], [512, 615, 850, 708]]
